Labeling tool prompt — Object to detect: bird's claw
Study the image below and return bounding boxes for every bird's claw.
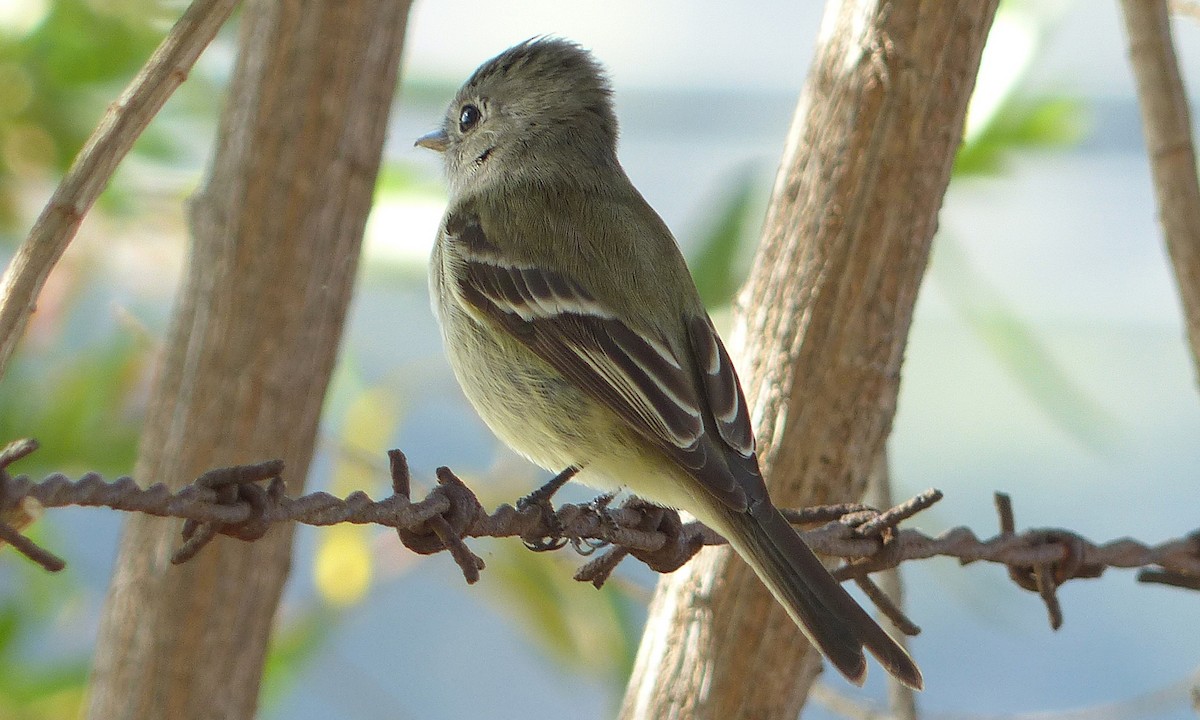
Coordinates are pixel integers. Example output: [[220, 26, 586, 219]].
[[517, 467, 579, 552], [567, 492, 617, 555]]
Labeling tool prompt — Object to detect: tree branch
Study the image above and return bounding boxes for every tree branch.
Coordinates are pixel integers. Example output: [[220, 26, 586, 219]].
[[80, 2, 414, 717], [621, 2, 1002, 716], [0, 0, 240, 381], [1119, 0, 1200, 376]]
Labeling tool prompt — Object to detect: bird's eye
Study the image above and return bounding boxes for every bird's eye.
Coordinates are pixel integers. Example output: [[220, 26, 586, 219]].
[[459, 104, 481, 132]]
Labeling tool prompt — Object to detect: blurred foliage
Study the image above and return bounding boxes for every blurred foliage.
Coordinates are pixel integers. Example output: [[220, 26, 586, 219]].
[[931, 235, 1117, 449], [0, 332, 142, 477], [0, 546, 88, 720], [0, 0, 181, 238], [0, 279, 143, 715], [315, 526, 375, 607], [935, 0, 1109, 447], [260, 604, 336, 708], [315, 383, 403, 606], [487, 545, 642, 685], [688, 165, 760, 310], [954, 96, 1086, 176], [373, 162, 446, 201]]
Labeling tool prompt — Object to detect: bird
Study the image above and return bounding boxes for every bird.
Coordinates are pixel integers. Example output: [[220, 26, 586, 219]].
[[416, 37, 922, 690]]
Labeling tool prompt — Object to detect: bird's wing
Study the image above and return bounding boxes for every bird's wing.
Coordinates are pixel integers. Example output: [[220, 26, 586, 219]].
[[447, 211, 760, 511]]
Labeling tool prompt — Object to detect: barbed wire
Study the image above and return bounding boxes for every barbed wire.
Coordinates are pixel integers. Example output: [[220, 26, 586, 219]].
[[2, 437, 1198, 634]]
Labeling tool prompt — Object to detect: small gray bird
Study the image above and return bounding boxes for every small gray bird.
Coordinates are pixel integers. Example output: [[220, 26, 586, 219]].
[[418, 37, 921, 689]]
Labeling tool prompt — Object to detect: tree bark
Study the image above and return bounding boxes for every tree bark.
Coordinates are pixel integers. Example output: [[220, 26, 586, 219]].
[[620, 2, 999, 718], [85, 1, 412, 718]]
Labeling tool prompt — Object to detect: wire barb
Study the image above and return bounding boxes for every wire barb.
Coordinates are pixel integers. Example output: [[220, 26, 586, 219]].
[[854, 575, 921, 636], [0, 439, 66, 571], [391, 458, 485, 583], [170, 462, 287, 564], [994, 493, 1106, 630]]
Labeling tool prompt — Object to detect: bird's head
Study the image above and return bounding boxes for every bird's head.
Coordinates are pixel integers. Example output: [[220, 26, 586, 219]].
[[416, 37, 620, 197]]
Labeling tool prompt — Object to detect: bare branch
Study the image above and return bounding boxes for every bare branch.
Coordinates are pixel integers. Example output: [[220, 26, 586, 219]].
[[1, 440, 1197, 631], [0, 0, 240, 380], [1119, 0, 1200, 376], [864, 451, 919, 720]]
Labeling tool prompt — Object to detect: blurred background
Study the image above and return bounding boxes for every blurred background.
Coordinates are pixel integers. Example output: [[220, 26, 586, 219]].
[[1, 0, 1199, 718]]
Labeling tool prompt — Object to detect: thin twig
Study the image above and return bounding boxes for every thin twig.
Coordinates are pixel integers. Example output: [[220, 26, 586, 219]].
[[1119, 0, 1200, 378], [865, 451, 920, 720], [0, 0, 241, 380]]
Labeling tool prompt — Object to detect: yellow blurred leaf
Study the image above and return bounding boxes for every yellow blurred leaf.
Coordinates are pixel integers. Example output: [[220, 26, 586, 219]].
[[332, 386, 402, 495], [314, 525, 373, 606]]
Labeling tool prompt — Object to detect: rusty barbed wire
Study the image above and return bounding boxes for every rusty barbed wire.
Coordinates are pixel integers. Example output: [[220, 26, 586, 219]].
[[2, 438, 1198, 633]]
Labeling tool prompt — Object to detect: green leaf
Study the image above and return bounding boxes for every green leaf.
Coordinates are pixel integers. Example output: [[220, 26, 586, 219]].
[[955, 96, 1088, 177], [260, 605, 335, 705], [374, 162, 445, 199], [485, 544, 641, 686], [0, 334, 142, 476], [0, 544, 90, 718], [688, 167, 759, 310], [0, 604, 19, 658]]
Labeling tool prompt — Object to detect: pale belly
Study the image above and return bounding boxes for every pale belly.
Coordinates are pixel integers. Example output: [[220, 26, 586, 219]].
[[436, 299, 706, 512]]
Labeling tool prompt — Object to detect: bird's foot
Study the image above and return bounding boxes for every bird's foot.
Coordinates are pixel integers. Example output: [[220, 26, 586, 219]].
[[517, 466, 579, 552], [570, 492, 617, 555]]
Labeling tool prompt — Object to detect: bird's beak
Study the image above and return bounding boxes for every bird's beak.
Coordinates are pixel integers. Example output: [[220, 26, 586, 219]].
[[415, 128, 449, 152]]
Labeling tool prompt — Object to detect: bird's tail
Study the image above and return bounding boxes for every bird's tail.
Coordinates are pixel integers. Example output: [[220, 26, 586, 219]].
[[713, 499, 923, 690]]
